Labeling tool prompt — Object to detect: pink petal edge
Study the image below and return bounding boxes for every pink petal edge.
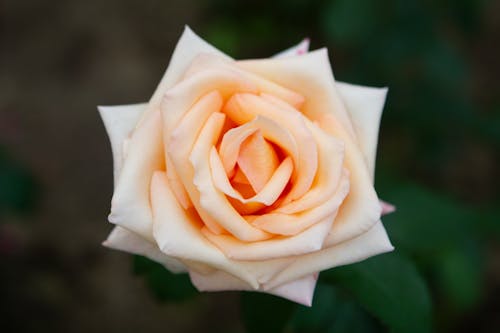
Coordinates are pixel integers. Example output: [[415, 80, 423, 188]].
[[380, 200, 396, 215]]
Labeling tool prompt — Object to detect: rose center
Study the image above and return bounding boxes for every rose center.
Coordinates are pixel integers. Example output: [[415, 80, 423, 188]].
[[232, 131, 280, 196]]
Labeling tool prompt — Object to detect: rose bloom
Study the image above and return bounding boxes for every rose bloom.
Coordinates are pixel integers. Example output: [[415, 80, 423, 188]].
[[99, 27, 395, 306]]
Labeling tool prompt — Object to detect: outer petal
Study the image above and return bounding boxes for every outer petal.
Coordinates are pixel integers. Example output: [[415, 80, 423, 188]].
[[237, 49, 356, 139], [265, 221, 394, 289], [108, 110, 164, 242], [336, 82, 388, 180], [98, 103, 146, 184], [150, 171, 259, 288], [189, 270, 317, 306], [273, 38, 310, 58], [103, 226, 186, 273], [202, 215, 333, 261], [189, 269, 249, 291], [268, 273, 317, 307], [380, 200, 396, 215], [141, 26, 231, 122], [151, 28, 310, 111], [102, 27, 231, 241]]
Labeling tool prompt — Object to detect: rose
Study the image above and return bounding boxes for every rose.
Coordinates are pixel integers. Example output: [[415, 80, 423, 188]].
[[99, 26, 394, 306]]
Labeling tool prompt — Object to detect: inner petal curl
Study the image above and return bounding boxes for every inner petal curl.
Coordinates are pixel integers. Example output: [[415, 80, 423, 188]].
[[218, 115, 298, 178], [190, 112, 271, 242], [237, 131, 280, 193], [223, 93, 318, 204], [210, 147, 293, 213]]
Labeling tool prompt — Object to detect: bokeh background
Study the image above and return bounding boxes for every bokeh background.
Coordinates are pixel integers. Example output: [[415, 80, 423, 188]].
[[1, 0, 499, 332]]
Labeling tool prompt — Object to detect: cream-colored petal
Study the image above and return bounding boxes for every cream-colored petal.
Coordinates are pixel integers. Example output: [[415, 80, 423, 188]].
[[265, 221, 394, 289], [189, 269, 317, 306], [103, 226, 186, 273], [241, 258, 296, 285], [183, 53, 305, 109], [267, 273, 317, 307], [273, 38, 310, 58], [336, 81, 388, 180], [189, 269, 252, 291], [100, 26, 229, 175], [161, 67, 257, 140], [108, 110, 164, 241], [237, 49, 356, 139], [315, 114, 381, 246], [189, 251, 294, 289], [98, 103, 146, 184], [140, 26, 231, 123], [202, 215, 333, 261], [190, 112, 271, 241], [150, 171, 259, 288]]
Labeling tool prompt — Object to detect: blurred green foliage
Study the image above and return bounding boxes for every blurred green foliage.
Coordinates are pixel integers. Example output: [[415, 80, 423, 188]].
[[133, 0, 498, 332], [322, 253, 432, 333], [291, 283, 381, 333]]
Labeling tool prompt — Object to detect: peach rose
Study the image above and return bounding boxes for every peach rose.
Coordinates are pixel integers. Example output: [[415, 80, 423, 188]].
[[99, 27, 394, 306]]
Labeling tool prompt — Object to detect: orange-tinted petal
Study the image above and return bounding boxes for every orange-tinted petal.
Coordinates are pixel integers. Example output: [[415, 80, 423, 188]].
[[202, 214, 333, 261], [166, 90, 226, 234], [224, 93, 317, 203], [237, 131, 279, 192], [190, 112, 271, 241], [251, 173, 349, 236], [210, 147, 293, 208]]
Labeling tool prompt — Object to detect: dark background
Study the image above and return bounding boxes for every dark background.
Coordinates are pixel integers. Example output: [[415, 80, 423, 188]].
[[1, 0, 499, 332]]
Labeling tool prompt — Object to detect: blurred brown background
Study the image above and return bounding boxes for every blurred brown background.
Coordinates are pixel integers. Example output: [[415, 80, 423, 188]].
[[1, 0, 499, 332]]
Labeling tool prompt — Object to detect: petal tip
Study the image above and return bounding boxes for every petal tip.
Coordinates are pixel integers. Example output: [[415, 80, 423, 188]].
[[380, 200, 396, 215], [107, 212, 119, 224]]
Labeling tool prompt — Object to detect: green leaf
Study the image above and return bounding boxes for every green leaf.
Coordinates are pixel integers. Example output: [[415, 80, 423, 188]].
[[378, 183, 474, 255], [132, 255, 197, 302], [326, 301, 381, 333], [291, 283, 381, 333], [240, 291, 297, 333], [323, 252, 432, 333], [291, 283, 338, 333], [436, 247, 483, 310]]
